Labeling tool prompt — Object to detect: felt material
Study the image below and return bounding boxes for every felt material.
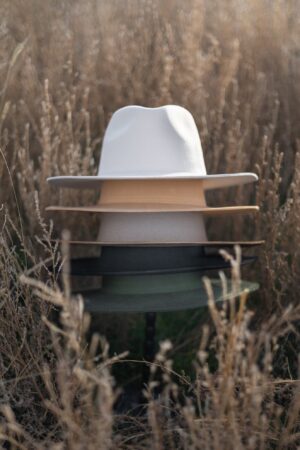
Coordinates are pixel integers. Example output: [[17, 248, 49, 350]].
[[68, 247, 257, 275], [99, 179, 207, 206], [74, 278, 259, 313], [97, 212, 208, 242], [102, 272, 205, 294], [47, 105, 258, 190]]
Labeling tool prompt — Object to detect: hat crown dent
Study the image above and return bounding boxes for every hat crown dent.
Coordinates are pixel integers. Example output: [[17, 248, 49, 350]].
[[98, 105, 207, 177]]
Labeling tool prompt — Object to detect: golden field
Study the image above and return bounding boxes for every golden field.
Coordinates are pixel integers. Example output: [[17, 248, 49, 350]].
[[0, 0, 299, 448]]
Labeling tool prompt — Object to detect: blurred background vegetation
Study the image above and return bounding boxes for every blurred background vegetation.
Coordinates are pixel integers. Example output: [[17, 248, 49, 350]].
[[0, 0, 300, 447]]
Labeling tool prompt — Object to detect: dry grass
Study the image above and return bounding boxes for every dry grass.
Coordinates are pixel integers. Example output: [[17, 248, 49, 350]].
[[0, 0, 299, 448], [1, 230, 299, 448]]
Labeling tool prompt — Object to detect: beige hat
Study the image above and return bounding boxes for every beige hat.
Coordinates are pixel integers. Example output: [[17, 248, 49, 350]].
[[47, 179, 259, 214], [96, 212, 208, 243]]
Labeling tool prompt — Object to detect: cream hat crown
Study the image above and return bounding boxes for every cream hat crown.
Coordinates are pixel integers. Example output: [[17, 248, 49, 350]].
[[99, 105, 206, 178]]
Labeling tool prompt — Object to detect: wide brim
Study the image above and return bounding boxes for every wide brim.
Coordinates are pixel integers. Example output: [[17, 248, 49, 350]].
[[49, 239, 265, 247], [46, 204, 259, 214], [75, 279, 259, 313], [47, 173, 258, 190], [68, 254, 256, 276]]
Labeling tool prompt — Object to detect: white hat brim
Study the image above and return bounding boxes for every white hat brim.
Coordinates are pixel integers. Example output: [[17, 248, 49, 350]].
[[47, 173, 258, 190]]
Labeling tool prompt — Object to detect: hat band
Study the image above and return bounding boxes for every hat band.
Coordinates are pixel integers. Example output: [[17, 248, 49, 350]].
[[99, 180, 207, 207], [101, 272, 204, 295]]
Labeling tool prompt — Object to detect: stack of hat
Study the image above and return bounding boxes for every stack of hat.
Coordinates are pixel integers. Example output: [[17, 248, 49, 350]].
[[46, 105, 261, 313]]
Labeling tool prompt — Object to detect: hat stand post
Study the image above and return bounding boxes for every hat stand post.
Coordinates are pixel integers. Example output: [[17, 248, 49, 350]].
[[142, 312, 157, 385]]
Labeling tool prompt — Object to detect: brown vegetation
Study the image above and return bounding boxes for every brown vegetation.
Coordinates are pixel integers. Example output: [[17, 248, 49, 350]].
[[0, 0, 299, 448]]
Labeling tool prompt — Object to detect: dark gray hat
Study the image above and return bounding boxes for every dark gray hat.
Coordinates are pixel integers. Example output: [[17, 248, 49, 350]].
[[68, 246, 256, 276]]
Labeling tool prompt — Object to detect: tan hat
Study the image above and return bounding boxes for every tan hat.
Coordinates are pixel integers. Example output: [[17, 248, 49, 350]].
[[47, 178, 259, 214]]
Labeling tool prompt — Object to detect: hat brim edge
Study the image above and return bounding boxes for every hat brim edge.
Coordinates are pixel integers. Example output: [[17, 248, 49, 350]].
[[76, 280, 259, 313], [46, 204, 259, 214], [47, 173, 258, 190], [68, 255, 257, 277], [48, 239, 265, 247]]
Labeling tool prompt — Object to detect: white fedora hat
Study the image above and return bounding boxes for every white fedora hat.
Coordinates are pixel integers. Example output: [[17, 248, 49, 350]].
[[47, 105, 258, 190]]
